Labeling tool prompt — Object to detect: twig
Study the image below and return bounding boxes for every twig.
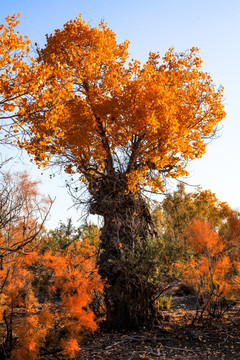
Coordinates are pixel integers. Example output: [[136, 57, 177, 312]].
[[105, 335, 151, 350], [163, 345, 202, 353]]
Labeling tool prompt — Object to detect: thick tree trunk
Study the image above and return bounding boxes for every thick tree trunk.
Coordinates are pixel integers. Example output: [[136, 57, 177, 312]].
[[89, 174, 158, 330]]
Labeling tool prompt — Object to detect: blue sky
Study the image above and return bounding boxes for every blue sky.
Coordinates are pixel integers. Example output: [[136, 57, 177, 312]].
[[0, 0, 240, 228]]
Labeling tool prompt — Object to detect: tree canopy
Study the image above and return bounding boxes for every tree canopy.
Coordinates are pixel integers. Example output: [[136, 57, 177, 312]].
[[15, 14, 225, 194]]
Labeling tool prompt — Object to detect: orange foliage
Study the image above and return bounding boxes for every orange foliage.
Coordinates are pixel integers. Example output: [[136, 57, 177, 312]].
[[39, 241, 103, 357], [0, 251, 45, 359], [14, 14, 225, 193], [0, 170, 103, 359], [39, 243, 103, 333], [62, 338, 80, 359], [185, 219, 225, 256], [181, 220, 236, 321], [0, 171, 51, 267], [0, 240, 103, 359], [0, 14, 34, 142]]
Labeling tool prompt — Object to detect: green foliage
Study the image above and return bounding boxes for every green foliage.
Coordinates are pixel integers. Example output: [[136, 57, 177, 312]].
[[119, 236, 172, 287], [157, 295, 172, 310], [42, 219, 100, 254], [80, 222, 100, 248], [152, 184, 231, 264], [42, 218, 81, 252], [155, 183, 229, 236]]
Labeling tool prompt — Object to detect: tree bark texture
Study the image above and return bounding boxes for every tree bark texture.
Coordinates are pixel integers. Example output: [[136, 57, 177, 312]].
[[89, 174, 158, 330]]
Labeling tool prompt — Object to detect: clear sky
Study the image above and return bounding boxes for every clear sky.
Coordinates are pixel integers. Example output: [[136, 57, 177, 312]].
[[0, 0, 239, 228]]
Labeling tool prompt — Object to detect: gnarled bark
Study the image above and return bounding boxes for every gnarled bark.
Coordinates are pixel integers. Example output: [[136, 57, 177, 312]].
[[90, 174, 158, 329]]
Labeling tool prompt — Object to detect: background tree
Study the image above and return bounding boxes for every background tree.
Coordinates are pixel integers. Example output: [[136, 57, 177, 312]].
[[153, 184, 230, 263], [42, 218, 82, 253], [220, 209, 240, 257], [42, 219, 100, 253], [0, 165, 52, 270], [16, 15, 225, 329]]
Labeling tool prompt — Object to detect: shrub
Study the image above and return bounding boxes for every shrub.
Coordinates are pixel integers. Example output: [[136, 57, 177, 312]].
[[179, 219, 237, 324]]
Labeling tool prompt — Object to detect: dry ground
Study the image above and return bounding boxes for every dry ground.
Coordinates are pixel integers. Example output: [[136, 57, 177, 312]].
[[41, 295, 240, 360]]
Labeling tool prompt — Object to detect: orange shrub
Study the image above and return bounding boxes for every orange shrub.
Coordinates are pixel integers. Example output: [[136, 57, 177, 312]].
[[0, 241, 103, 359], [180, 219, 236, 323]]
